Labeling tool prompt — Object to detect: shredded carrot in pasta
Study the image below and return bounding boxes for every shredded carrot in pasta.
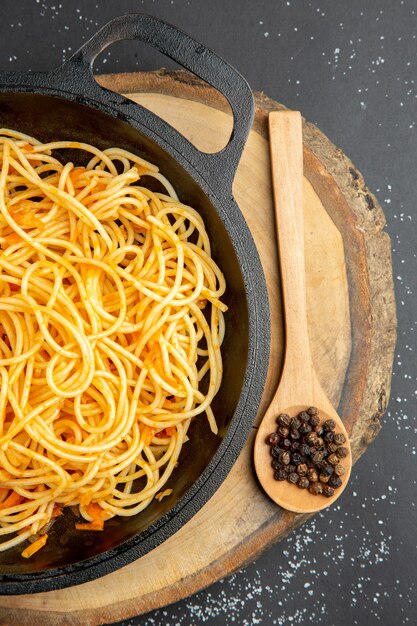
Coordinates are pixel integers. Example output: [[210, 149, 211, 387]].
[[21, 534, 48, 558], [86, 502, 112, 521], [0, 128, 226, 557], [0, 491, 24, 510], [51, 505, 63, 519]]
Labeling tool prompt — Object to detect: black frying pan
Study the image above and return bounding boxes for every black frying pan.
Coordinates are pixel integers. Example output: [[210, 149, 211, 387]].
[[0, 14, 270, 594]]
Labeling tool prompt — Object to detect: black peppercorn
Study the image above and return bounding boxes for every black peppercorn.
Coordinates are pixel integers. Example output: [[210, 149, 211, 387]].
[[328, 475, 342, 489], [298, 411, 310, 422], [274, 468, 287, 481], [266, 432, 280, 446], [290, 429, 300, 440], [319, 473, 330, 484], [297, 463, 308, 476], [336, 446, 349, 459], [291, 441, 300, 451], [306, 432, 317, 446], [314, 424, 323, 434], [271, 445, 282, 458], [315, 437, 325, 449], [299, 443, 310, 456], [286, 464, 296, 474], [292, 452, 303, 465], [288, 472, 299, 484], [277, 413, 290, 427], [326, 442, 338, 454], [281, 438, 292, 449], [323, 419, 336, 431], [307, 406, 318, 416], [307, 468, 318, 482], [310, 415, 320, 427], [310, 482, 323, 495], [334, 463, 345, 476], [323, 431, 334, 443], [279, 451, 291, 465], [290, 416, 301, 430], [333, 433, 346, 445], [327, 453, 340, 467], [298, 476, 309, 489], [311, 450, 324, 464], [300, 423, 312, 435], [323, 485, 335, 497], [321, 462, 333, 477], [271, 458, 283, 470], [278, 425, 290, 438]]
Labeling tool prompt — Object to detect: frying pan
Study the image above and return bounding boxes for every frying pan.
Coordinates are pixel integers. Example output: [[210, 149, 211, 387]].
[[0, 14, 270, 594]]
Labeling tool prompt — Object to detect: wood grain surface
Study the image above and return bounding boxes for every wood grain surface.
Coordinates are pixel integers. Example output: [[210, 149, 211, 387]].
[[0, 71, 396, 625]]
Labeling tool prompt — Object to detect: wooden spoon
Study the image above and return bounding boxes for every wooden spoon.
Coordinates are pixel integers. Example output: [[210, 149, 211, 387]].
[[253, 110, 352, 513]]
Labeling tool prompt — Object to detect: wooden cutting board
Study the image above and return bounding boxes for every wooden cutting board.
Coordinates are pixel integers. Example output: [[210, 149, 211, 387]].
[[0, 71, 396, 625]]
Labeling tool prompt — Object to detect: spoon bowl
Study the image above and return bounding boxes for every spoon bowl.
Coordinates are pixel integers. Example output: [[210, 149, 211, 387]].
[[255, 402, 351, 514], [253, 111, 352, 513]]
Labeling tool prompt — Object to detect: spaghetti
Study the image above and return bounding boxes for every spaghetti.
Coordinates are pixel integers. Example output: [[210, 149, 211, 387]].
[[0, 129, 226, 556]]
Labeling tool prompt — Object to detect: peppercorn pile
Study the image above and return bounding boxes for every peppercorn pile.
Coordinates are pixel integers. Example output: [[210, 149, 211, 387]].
[[266, 407, 349, 497]]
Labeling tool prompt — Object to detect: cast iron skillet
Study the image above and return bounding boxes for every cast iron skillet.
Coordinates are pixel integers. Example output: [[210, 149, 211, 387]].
[[0, 14, 270, 594]]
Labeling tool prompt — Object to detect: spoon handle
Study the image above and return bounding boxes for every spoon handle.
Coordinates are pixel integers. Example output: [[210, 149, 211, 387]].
[[269, 111, 312, 382], [253, 111, 352, 513]]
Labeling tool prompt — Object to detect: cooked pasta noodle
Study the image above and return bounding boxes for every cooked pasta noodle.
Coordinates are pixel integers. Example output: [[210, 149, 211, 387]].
[[0, 129, 226, 556]]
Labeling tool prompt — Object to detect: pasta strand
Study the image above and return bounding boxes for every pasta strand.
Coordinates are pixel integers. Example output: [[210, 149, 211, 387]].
[[0, 130, 226, 556]]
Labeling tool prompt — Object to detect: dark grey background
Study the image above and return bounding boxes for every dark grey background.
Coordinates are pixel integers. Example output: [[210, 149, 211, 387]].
[[0, 1, 414, 624]]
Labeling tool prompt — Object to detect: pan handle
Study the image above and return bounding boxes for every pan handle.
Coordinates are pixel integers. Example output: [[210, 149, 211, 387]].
[[54, 14, 254, 192]]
